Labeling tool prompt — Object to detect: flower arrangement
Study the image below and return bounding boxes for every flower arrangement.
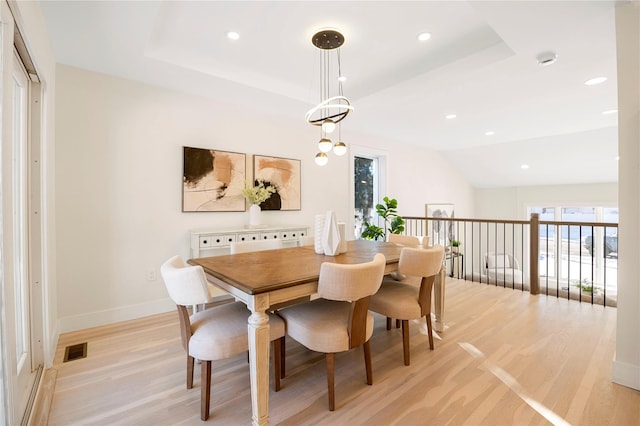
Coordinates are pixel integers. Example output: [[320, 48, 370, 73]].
[[242, 180, 276, 205]]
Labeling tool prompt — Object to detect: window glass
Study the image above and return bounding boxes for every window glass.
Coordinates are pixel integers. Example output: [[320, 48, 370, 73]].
[[354, 156, 376, 239]]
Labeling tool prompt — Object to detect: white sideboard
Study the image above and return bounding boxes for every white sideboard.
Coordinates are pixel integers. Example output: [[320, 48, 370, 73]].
[[190, 225, 309, 258]]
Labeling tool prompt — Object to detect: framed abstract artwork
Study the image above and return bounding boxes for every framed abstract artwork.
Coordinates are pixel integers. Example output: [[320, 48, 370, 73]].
[[182, 147, 246, 212], [425, 203, 455, 246], [253, 155, 301, 211]]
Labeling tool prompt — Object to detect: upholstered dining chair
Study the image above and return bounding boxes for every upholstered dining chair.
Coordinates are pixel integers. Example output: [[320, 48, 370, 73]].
[[277, 253, 386, 411], [229, 238, 283, 254], [160, 255, 285, 421], [369, 245, 445, 366], [387, 233, 421, 246], [297, 235, 315, 246]]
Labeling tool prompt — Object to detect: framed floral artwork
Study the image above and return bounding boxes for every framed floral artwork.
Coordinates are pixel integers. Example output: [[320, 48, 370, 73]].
[[182, 146, 246, 212], [253, 155, 301, 210]]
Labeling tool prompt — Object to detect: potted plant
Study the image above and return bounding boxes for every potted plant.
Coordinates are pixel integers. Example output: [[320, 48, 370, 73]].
[[361, 196, 405, 241], [242, 180, 275, 227], [451, 240, 461, 253]]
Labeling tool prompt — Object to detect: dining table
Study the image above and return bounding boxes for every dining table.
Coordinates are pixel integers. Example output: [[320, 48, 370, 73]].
[[188, 239, 447, 426]]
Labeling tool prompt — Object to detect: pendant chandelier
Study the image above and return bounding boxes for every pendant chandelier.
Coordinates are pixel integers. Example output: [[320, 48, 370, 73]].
[[305, 29, 353, 166]]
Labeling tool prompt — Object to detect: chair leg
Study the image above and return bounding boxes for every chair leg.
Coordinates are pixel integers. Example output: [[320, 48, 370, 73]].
[[402, 320, 410, 366], [326, 353, 335, 411], [201, 360, 212, 421], [426, 314, 434, 350], [187, 354, 195, 389], [363, 341, 373, 385], [281, 336, 286, 378], [273, 338, 282, 392], [386, 317, 392, 330]]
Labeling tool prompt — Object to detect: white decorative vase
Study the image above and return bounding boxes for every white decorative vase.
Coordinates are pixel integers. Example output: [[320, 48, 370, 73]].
[[338, 222, 347, 254], [249, 204, 262, 227], [314, 214, 325, 254], [322, 211, 342, 256]]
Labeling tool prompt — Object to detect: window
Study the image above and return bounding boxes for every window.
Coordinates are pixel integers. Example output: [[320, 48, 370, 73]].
[[529, 205, 618, 297], [354, 156, 378, 239]]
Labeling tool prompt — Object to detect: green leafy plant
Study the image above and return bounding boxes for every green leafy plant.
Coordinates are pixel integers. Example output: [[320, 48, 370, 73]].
[[361, 196, 405, 240], [573, 278, 598, 294], [451, 240, 461, 247]]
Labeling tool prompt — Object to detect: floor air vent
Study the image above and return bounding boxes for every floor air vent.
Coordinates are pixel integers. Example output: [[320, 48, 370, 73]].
[[63, 342, 88, 362]]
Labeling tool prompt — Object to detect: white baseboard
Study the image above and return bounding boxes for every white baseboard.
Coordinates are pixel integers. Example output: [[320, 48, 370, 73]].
[[58, 297, 176, 334], [612, 358, 640, 391]]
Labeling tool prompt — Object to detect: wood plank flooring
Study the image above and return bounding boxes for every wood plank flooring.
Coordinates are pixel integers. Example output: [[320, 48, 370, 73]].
[[47, 279, 639, 425]]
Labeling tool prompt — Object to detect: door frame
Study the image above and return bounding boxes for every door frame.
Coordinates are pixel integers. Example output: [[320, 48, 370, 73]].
[[0, 1, 46, 423]]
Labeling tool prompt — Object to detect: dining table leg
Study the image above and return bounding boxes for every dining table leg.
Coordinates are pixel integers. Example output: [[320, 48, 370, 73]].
[[433, 266, 447, 332], [247, 294, 270, 426]]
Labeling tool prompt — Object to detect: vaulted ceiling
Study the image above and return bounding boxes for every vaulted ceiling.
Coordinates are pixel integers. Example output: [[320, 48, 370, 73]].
[[40, 1, 619, 188]]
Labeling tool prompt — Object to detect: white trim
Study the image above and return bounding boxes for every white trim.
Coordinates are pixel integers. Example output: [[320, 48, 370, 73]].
[[58, 298, 176, 334], [612, 358, 640, 391]]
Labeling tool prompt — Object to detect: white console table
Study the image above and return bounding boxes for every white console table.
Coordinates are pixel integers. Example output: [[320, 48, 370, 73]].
[[190, 225, 309, 258]]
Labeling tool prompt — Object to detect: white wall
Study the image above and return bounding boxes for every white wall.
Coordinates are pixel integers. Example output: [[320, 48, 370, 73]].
[[55, 64, 474, 332], [613, 1, 640, 391], [475, 183, 618, 220]]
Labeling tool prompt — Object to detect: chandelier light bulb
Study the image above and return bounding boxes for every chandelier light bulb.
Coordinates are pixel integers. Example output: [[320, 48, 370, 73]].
[[322, 119, 336, 133], [315, 152, 329, 166], [333, 141, 347, 156], [318, 137, 333, 153]]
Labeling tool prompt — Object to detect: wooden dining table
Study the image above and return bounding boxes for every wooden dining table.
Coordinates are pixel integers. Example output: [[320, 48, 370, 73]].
[[188, 239, 446, 426]]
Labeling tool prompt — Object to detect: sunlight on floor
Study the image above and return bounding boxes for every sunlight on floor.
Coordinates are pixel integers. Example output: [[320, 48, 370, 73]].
[[459, 342, 571, 426]]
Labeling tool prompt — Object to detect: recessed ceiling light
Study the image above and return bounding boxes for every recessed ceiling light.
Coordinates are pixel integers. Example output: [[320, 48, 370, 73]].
[[602, 109, 618, 115], [616, 156, 620, 161], [485, 131, 495, 136], [584, 77, 607, 86], [338, 75, 347, 82], [521, 164, 530, 169], [227, 31, 240, 40], [417, 32, 431, 42], [445, 114, 457, 120]]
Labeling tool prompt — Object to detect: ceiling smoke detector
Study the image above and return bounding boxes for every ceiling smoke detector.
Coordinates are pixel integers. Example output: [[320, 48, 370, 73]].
[[537, 51, 558, 67]]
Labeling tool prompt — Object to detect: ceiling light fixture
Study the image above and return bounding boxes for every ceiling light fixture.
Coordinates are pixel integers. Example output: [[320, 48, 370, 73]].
[[417, 32, 431, 42], [445, 114, 457, 119], [584, 76, 607, 86], [226, 31, 240, 40], [485, 131, 495, 136], [602, 109, 618, 115], [521, 164, 530, 170], [306, 29, 353, 166], [536, 51, 558, 67]]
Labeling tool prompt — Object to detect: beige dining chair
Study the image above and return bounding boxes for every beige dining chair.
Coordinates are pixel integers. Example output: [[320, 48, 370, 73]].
[[369, 245, 445, 366], [297, 235, 315, 246], [160, 255, 285, 421], [229, 238, 284, 254], [277, 253, 386, 411], [387, 233, 421, 246]]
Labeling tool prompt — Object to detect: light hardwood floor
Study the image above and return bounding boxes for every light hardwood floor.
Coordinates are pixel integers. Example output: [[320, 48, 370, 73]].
[[48, 279, 639, 425]]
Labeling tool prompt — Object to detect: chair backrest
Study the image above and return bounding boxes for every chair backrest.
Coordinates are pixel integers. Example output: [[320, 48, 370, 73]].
[[387, 234, 421, 246], [298, 236, 315, 246], [317, 253, 386, 302], [398, 245, 445, 278], [160, 255, 211, 306], [230, 239, 284, 254]]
